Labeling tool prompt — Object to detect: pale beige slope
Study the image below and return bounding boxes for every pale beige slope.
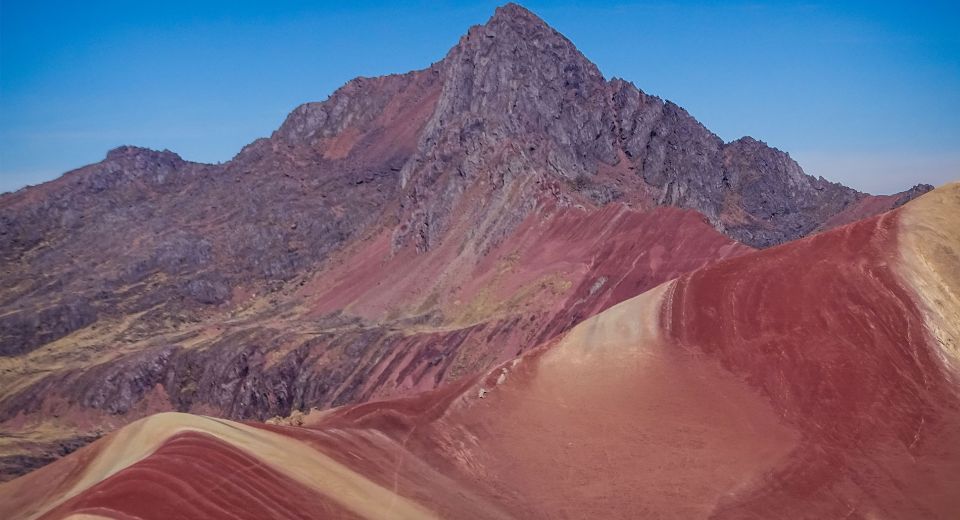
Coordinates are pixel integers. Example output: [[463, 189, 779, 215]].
[[0, 412, 437, 520], [898, 182, 960, 374]]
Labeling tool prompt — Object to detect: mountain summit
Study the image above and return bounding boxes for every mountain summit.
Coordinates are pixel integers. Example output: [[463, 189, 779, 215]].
[[0, 3, 935, 482], [272, 1, 933, 254]]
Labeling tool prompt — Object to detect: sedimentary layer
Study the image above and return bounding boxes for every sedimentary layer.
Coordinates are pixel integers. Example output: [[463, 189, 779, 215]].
[[4, 183, 956, 519]]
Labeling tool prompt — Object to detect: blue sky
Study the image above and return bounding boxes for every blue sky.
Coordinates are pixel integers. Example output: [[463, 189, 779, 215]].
[[1, 1, 957, 194]]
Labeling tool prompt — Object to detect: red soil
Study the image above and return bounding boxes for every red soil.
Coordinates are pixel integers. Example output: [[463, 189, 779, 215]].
[[4, 189, 958, 519], [307, 204, 748, 324], [39, 432, 358, 520], [663, 210, 960, 518], [293, 203, 751, 407]]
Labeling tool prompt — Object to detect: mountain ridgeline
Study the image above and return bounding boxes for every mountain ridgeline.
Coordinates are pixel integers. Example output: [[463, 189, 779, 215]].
[[0, 3, 933, 481]]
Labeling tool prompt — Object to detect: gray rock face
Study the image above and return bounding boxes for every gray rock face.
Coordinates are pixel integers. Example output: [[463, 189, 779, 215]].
[[0, 299, 97, 356], [382, 4, 928, 251], [393, 3, 615, 252], [719, 137, 858, 245], [387, 3, 930, 251]]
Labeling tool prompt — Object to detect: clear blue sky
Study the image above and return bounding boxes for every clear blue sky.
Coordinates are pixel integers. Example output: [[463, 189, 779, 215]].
[[2, 1, 958, 194]]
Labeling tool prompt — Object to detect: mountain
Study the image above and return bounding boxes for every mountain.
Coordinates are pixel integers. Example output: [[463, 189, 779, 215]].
[[3, 182, 958, 520], [0, 3, 934, 481]]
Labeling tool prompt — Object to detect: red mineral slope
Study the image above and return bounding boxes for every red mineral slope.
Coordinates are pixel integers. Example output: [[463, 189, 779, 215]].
[[3, 185, 957, 519], [661, 184, 960, 518], [0, 202, 749, 480], [299, 203, 750, 368]]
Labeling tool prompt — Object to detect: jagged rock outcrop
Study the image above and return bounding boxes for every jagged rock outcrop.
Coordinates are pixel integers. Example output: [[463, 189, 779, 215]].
[[386, 3, 931, 249]]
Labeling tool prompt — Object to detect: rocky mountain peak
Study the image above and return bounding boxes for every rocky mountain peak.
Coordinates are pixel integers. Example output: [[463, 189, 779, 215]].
[[380, 3, 933, 252], [391, 4, 617, 251], [3, 3, 926, 257], [469, 2, 574, 47], [471, 2, 596, 70], [442, 2, 603, 98], [489, 2, 541, 24]]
